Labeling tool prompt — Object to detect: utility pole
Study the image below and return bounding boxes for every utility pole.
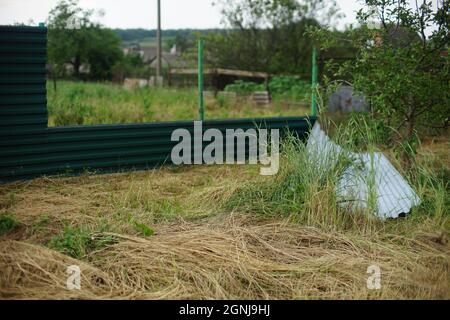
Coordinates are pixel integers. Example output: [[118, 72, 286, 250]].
[[156, 0, 162, 82]]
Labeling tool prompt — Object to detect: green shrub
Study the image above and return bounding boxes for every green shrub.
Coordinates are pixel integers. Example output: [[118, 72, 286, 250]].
[[310, 0, 449, 146], [269, 76, 311, 101], [224, 80, 265, 94], [224, 77, 311, 102]]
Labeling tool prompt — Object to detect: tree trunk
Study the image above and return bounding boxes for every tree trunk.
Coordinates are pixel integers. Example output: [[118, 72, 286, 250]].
[[403, 114, 416, 171], [406, 116, 415, 141], [50, 64, 57, 93]]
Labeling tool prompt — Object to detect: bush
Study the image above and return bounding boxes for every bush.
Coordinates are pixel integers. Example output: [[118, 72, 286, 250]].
[[269, 76, 310, 101], [224, 77, 311, 102], [311, 0, 449, 146], [224, 80, 265, 94]]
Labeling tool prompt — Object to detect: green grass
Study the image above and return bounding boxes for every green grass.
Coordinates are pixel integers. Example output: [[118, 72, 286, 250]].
[[48, 224, 118, 259], [47, 81, 309, 126], [132, 221, 155, 237], [226, 114, 449, 232], [0, 215, 20, 236]]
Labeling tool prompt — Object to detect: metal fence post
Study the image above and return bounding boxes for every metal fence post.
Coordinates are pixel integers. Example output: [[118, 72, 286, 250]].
[[198, 39, 205, 121], [311, 47, 318, 117]]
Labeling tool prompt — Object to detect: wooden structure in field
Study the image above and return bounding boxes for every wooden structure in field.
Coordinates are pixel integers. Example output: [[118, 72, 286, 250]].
[[252, 91, 271, 106], [169, 68, 270, 92]]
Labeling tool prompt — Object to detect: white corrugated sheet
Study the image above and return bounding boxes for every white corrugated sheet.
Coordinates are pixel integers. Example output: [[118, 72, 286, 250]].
[[307, 123, 421, 219]]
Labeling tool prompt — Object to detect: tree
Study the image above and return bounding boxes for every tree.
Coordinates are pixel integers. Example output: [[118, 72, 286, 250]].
[[206, 0, 340, 74], [87, 28, 123, 80], [112, 52, 152, 83], [165, 33, 192, 53], [311, 0, 449, 162], [47, 0, 122, 80]]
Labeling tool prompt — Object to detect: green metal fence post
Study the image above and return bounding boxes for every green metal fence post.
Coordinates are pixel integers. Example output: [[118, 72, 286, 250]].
[[311, 47, 318, 117], [198, 39, 205, 121]]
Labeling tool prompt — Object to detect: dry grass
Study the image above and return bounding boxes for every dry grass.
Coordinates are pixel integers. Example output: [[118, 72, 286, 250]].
[[0, 213, 448, 300], [0, 165, 254, 243], [418, 135, 450, 169], [0, 140, 448, 300]]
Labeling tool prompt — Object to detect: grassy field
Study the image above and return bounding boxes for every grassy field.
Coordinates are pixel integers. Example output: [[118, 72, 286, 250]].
[[47, 81, 309, 127], [0, 112, 448, 299], [1, 81, 448, 299]]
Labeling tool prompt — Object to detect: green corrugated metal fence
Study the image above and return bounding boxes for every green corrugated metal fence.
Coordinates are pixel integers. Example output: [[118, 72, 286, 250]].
[[0, 26, 316, 183], [1, 117, 314, 182], [0, 26, 48, 136]]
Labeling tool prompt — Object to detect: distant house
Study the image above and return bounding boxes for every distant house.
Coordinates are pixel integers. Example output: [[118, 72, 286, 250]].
[[149, 52, 188, 69], [124, 44, 187, 69], [55, 62, 90, 77], [140, 47, 158, 63]]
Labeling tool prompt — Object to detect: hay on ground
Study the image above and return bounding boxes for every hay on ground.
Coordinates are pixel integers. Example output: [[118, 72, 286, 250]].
[[1, 214, 448, 300]]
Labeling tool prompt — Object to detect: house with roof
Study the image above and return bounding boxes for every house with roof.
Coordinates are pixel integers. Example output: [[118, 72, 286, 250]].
[[124, 44, 188, 69]]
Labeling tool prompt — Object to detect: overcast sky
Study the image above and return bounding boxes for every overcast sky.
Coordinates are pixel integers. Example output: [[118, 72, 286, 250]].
[[0, 0, 441, 30], [0, 0, 366, 29]]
